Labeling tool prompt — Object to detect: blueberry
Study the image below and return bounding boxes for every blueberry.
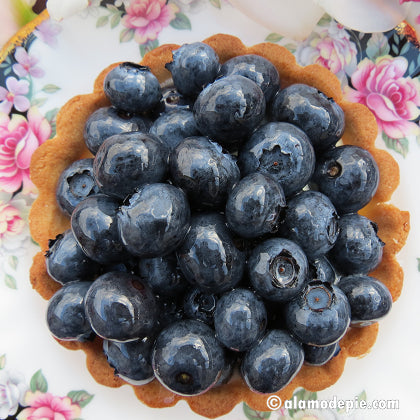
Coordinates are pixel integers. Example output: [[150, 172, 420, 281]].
[[104, 62, 162, 113], [84, 271, 158, 341], [47, 281, 93, 341], [308, 256, 337, 284], [103, 337, 154, 385], [284, 281, 350, 346], [152, 319, 225, 396], [169, 136, 240, 208], [118, 183, 190, 258], [149, 109, 199, 151], [248, 238, 309, 302], [329, 214, 384, 275], [46, 229, 100, 285], [155, 295, 185, 330], [71, 194, 126, 264], [312, 145, 379, 214], [219, 54, 280, 102], [138, 254, 187, 297], [177, 213, 245, 294], [271, 83, 345, 151], [241, 329, 304, 394], [193, 75, 266, 147], [303, 342, 339, 366], [337, 275, 392, 326], [214, 350, 237, 387], [238, 122, 315, 196], [93, 132, 169, 200], [226, 172, 286, 238], [166, 42, 220, 97], [56, 159, 100, 216], [214, 288, 267, 352], [280, 191, 339, 260], [183, 288, 218, 326], [84, 106, 151, 155]]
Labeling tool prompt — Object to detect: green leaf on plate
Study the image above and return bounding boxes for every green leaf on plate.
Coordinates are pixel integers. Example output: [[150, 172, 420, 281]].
[[30, 370, 48, 393], [42, 84, 61, 94], [31, 97, 48, 107], [366, 33, 390, 60], [265, 33, 283, 43], [417, 258, 420, 272], [110, 13, 121, 29], [67, 390, 94, 408], [170, 13, 192, 30], [96, 15, 109, 28], [0, 354, 6, 370], [317, 13, 332, 27], [120, 28, 135, 43], [4, 274, 17, 290], [139, 40, 159, 58], [382, 133, 409, 157], [243, 403, 271, 419], [8, 255, 18, 270], [356, 390, 367, 402], [209, 0, 221, 9]]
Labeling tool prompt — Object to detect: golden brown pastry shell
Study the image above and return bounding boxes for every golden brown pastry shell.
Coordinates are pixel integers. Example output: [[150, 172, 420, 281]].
[[29, 34, 409, 418]]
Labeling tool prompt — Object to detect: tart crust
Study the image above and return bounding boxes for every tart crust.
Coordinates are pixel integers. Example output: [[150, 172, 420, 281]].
[[29, 34, 410, 418]]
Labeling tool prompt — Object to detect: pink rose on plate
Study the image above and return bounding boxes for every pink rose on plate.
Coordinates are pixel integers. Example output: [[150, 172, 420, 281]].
[[0, 108, 51, 194], [0, 201, 25, 246], [345, 55, 420, 139], [18, 391, 81, 420], [296, 21, 357, 85], [122, 0, 178, 44]]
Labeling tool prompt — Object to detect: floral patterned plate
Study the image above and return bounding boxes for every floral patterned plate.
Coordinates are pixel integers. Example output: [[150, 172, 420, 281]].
[[0, 1, 419, 419]]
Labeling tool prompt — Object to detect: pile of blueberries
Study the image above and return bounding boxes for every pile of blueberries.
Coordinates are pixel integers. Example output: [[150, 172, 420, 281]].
[[45, 42, 393, 396]]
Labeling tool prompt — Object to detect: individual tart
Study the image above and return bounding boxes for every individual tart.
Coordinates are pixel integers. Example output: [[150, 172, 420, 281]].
[[29, 34, 410, 418]]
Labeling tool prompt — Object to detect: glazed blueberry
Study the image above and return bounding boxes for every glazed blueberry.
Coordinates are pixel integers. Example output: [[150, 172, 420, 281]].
[[271, 84, 345, 151], [241, 329, 304, 394], [93, 132, 169, 199], [83, 106, 152, 155], [280, 191, 339, 260], [166, 42, 220, 97], [312, 145, 379, 214], [149, 109, 199, 150], [84, 271, 158, 341], [104, 62, 162, 113], [103, 337, 154, 385], [329, 214, 384, 275], [177, 213, 245, 294], [183, 288, 218, 326], [138, 254, 187, 297], [238, 122, 315, 196], [46, 229, 100, 284], [214, 350, 237, 387], [193, 75, 266, 147], [284, 281, 351, 346], [71, 194, 126, 264], [118, 183, 190, 258], [152, 319, 225, 396], [214, 288, 267, 352], [56, 159, 100, 216], [308, 256, 337, 284], [226, 172, 286, 238], [337, 275, 392, 326], [47, 281, 93, 341], [169, 136, 240, 208], [160, 86, 194, 112], [303, 342, 339, 366], [156, 295, 185, 330], [219, 54, 280, 102], [248, 238, 309, 302]]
